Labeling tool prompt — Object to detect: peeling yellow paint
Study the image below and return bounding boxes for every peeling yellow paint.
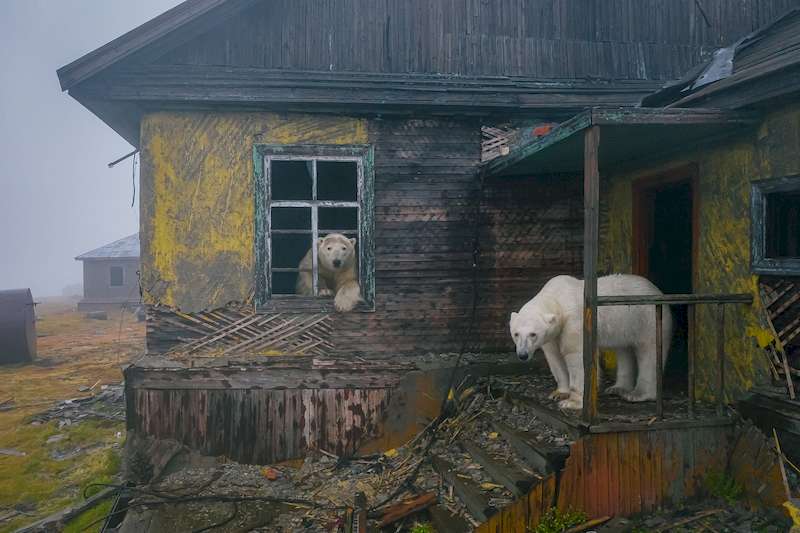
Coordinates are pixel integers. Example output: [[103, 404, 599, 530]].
[[600, 103, 800, 400], [139, 112, 368, 312]]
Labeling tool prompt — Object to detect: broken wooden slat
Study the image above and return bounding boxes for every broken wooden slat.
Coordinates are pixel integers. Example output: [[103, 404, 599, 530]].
[[502, 391, 585, 438], [431, 455, 496, 523], [492, 421, 569, 475], [377, 492, 436, 527], [460, 440, 534, 497], [428, 504, 470, 533]]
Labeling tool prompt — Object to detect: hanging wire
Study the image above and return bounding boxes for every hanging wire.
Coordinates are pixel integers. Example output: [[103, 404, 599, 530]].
[[131, 152, 138, 208]]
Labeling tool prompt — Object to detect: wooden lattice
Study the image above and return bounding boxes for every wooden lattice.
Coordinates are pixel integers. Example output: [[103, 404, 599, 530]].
[[758, 277, 800, 398], [481, 125, 516, 162], [154, 305, 334, 358]]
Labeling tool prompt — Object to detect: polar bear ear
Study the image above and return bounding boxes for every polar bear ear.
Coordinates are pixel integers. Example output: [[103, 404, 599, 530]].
[[317, 237, 326, 247], [542, 313, 557, 326], [349, 237, 357, 247], [509, 312, 518, 323]]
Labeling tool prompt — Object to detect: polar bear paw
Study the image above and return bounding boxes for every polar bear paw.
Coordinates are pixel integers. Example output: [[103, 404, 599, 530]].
[[334, 285, 361, 312], [621, 389, 654, 403], [604, 385, 632, 397], [548, 389, 571, 401], [558, 397, 583, 410]]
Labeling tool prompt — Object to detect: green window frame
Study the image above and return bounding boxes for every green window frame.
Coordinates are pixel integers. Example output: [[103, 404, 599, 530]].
[[254, 144, 375, 311], [751, 175, 800, 275]]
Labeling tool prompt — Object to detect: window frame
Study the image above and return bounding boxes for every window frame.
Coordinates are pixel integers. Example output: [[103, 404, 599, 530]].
[[751, 174, 800, 275], [109, 265, 124, 287], [254, 144, 375, 312]]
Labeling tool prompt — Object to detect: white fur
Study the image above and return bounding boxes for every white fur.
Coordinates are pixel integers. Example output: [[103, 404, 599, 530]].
[[296, 233, 362, 312], [509, 274, 672, 410]]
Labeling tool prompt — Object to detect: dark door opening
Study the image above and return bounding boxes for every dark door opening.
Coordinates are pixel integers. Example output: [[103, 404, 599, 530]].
[[634, 175, 695, 389]]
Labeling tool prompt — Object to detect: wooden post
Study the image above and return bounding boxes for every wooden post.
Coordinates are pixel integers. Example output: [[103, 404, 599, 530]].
[[582, 125, 600, 424], [687, 305, 695, 418], [655, 304, 663, 419], [717, 303, 725, 416]]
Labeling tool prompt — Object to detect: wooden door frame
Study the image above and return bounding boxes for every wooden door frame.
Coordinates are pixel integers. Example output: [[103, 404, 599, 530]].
[[631, 164, 700, 291]]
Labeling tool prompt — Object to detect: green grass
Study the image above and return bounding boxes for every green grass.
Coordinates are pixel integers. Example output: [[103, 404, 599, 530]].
[[63, 498, 114, 533], [411, 523, 436, 533], [532, 507, 587, 533], [0, 420, 123, 533]]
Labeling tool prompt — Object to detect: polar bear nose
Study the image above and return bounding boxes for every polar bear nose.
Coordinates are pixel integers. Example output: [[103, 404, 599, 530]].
[[332, 259, 342, 268], [517, 352, 530, 361]]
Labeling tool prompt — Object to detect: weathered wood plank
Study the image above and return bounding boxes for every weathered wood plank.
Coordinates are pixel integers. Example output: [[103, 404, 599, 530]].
[[431, 455, 496, 523], [461, 440, 535, 497]]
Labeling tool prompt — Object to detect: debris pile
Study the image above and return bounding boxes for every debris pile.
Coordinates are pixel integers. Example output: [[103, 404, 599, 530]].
[[28, 383, 125, 428]]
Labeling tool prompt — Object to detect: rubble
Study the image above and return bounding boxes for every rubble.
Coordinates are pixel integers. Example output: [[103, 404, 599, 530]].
[[27, 383, 125, 426]]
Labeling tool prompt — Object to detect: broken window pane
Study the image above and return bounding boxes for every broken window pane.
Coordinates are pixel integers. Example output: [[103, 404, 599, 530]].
[[319, 207, 358, 233], [766, 191, 800, 258], [272, 272, 298, 295], [272, 207, 311, 230], [271, 234, 311, 269], [317, 161, 357, 201], [270, 160, 312, 200]]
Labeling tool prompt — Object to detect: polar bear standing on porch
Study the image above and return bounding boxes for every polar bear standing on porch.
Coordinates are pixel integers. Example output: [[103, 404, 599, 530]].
[[296, 233, 361, 312], [509, 274, 672, 410]]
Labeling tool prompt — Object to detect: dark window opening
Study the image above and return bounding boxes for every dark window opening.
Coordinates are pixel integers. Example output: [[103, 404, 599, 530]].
[[765, 191, 800, 258], [265, 156, 362, 300], [110, 266, 124, 287], [752, 176, 800, 275]]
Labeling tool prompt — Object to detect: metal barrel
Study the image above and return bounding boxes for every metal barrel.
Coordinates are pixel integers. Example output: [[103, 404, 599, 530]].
[[0, 288, 37, 364]]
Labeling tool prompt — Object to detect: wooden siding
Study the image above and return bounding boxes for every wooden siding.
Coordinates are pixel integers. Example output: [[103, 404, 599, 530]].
[[556, 428, 733, 517], [476, 475, 556, 533], [478, 421, 786, 531], [142, 112, 584, 356], [128, 387, 390, 464], [152, 0, 797, 81]]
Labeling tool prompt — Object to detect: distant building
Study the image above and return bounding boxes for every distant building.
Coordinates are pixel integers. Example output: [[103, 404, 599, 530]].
[[75, 234, 140, 312]]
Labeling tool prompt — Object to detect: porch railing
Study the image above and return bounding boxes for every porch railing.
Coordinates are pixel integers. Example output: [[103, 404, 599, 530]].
[[583, 293, 753, 423]]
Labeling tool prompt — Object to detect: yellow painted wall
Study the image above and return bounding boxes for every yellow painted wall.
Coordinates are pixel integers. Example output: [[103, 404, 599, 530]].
[[599, 103, 800, 399], [139, 112, 367, 312]]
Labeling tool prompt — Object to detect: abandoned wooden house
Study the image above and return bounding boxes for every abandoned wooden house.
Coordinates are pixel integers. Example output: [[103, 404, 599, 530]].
[[75, 233, 141, 312], [57, 0, 800, 530]]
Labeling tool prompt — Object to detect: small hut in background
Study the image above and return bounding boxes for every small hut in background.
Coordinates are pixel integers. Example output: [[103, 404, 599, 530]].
[[75, 233, 140, 312]]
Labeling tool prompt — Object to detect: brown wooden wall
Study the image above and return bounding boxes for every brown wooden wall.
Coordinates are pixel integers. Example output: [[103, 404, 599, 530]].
[[128, 387, 391, 464], [152, 0, 797, 81], [332, 119, 583, 356], [556, 427, 736, 518]]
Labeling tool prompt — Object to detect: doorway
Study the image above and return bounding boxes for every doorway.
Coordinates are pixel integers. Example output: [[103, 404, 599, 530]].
[[633, 168, 697, 388]]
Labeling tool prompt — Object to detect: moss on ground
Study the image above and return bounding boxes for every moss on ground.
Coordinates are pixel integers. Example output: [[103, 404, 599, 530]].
[[63, 498, 114, 533], [0, 299, 141, 533]]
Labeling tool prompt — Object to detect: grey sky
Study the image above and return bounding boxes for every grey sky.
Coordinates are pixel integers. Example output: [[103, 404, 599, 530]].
[[0, 0, 181, 297]]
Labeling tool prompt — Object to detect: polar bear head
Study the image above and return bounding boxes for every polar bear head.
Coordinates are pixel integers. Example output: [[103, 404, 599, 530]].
[[318, 233, 357, 272], [509, 310, 558, 361]]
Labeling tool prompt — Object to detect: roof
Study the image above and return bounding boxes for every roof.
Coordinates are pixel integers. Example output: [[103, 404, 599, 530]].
[[75, 233, 140, 261], [56, 0, 255, 91], [56, 0, 796, 147], [481, 107, 760, 177], [642, 8, 800, 108]]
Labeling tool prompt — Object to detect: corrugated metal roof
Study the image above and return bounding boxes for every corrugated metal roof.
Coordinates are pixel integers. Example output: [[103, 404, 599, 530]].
[[75, 233, 140, 260]]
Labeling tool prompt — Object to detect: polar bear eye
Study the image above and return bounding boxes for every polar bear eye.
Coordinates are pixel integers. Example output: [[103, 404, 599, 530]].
[[513, 333, 518, 338], [529, 333, 537, 338], [327, 247, 332, 251]]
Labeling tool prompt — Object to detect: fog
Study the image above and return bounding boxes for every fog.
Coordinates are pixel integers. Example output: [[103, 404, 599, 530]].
[[0, 0, 181, 297]]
